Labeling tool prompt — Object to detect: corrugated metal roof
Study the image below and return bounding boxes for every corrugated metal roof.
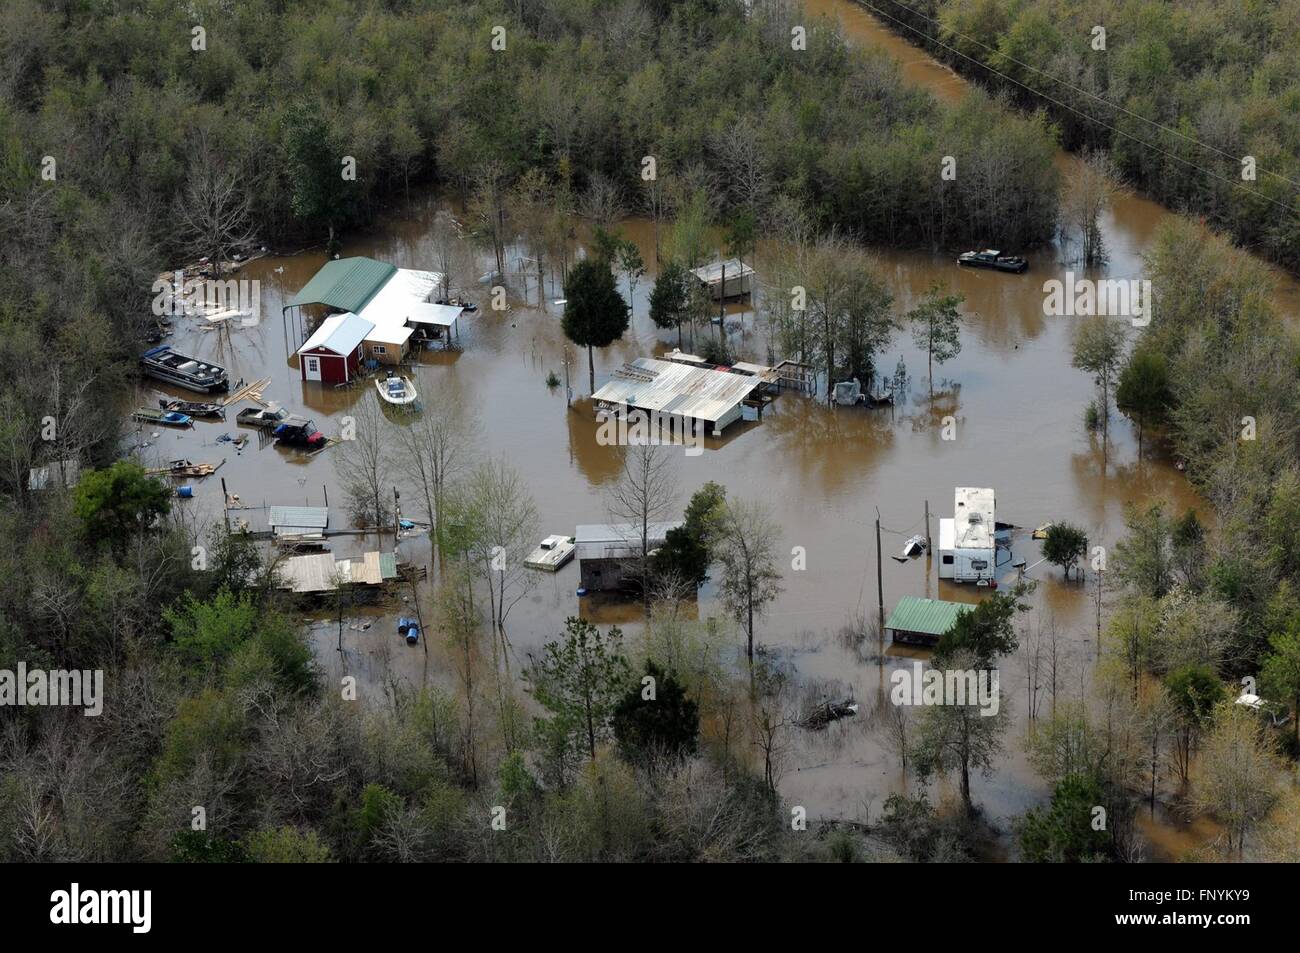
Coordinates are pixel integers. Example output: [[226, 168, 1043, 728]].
[[299, 312, 373, 355], [574, 521, 681, 561], [690, 258, 754, 284], [287, 258, 397, 314], [885, 597, 971, 636], [406, 302, 464, 327], [357, 268, 440, 327], [590, 357, 760, 423], [268, 505, 329, 529]]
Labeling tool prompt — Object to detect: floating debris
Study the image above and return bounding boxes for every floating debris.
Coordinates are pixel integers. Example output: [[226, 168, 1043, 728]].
[[798, 699, 859, 731]]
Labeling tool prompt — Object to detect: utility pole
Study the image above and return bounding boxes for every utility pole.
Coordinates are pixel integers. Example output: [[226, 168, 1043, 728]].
[[875, 510, 885, 634], [563, 347, 572, 408], [924, 499, 931, 552]]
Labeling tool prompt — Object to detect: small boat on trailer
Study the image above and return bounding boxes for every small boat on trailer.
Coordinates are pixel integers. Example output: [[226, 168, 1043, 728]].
[[376, 373, 419, 406], [139, 345, 230, 393], [159, 398, 224, 418], [957, 249, 1028, 273], [133, 407, 193, 427]]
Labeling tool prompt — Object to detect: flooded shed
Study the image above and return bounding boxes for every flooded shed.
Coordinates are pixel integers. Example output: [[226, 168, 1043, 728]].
[[885, 596, 971, 647], [690, 258, 754, 300], [575, 521, 681, 592], [591, 357, 764, 435]]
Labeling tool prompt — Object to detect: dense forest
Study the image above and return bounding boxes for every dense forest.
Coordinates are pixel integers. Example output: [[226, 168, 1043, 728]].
[[873, 0, 1300, 271], [0, 0, 1064, 499], [2, 0, 1299, 863]]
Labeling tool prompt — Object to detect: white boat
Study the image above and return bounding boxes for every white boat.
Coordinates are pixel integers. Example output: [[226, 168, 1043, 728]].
[[376, 374, 418, 406]]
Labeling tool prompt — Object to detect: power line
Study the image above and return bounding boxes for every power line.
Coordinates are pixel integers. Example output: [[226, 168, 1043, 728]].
[[853, 0, 1300, 192], [848, 0, 1300, 216]]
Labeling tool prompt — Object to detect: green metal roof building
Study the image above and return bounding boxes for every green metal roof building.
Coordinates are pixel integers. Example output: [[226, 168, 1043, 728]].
[[284, 257, 397, 316], [885, 596, 972, 646]]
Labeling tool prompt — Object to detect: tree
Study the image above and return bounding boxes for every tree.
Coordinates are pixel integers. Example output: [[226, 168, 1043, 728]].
[[913, 651, 1009, 815], [937, 590, 1023, 665], [712, 498, 783, 663], [1042, 522, 1088, 580], [283, 102, 357, 250], [244, 825, 333, 863], [1018, 772, 1114, 862], [454, 459, 539, 631], [72, 461, 170, 545], [908, 285, 964, 392], [1061, 149, 1119, 266], [649, 260, 692, 348], [562, 258, 630, 393], [1192, 704, 1284, 858], [391, 389, 476, 553], [1071, 314, 1127, 442], [1165, 663, 1224, 785], [1260, 617, 1300, 746], [653, 481, 726, 589], [529, 618, 632, 772], [611, 661, 699, 765], [176, 132, 253, 279], [607, 443, 678, 613], [616, 240, 645, 317], [333, 396, 390, 528], [1116, 346, 1171, 459], [1113, 502, 1174, 599]]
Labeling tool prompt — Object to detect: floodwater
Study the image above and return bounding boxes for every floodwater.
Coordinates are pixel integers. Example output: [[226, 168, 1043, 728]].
[[123, 0, 1300, 859]]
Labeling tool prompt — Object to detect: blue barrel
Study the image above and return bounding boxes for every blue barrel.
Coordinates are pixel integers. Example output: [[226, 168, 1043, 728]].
[[397, 617, 411, 635], [177, 486, 193, 498], [405, 624, 420, 645]]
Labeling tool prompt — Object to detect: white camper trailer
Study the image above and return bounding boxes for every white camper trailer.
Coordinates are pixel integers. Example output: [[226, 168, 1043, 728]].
[[937, 487, 997, 584]]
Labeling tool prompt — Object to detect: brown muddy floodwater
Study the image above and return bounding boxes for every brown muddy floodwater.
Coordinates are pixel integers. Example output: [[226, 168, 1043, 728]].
[[123, 0, 1300, 858]]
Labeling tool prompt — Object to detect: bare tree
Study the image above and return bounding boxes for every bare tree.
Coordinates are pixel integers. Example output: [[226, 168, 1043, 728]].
[[713, 498, 784, 662], [606, 441, 679, 614], [751, 659, 792, 794], [580, 172, 626, 231], [712, 115, 770, 219], [430, 209, 474, 302], [175, 132, 253, 277], [334, 397, 390, 528], [391, 388, 477, 555], [456, 459, 539, 631], [469, 159, 509, 278]]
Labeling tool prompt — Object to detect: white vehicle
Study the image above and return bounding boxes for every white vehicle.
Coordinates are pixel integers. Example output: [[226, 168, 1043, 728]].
[[938, 487, 997, 584]]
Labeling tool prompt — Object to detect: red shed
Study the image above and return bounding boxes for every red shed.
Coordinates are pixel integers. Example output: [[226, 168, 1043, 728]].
[[297, 312, 374, 385]]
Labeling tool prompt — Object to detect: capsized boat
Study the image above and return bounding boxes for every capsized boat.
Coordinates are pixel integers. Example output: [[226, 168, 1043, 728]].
[[376, 373, 419, 406]]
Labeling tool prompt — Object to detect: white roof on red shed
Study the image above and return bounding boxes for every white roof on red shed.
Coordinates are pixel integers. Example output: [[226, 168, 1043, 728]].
[[298, 312, 374, 356]]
